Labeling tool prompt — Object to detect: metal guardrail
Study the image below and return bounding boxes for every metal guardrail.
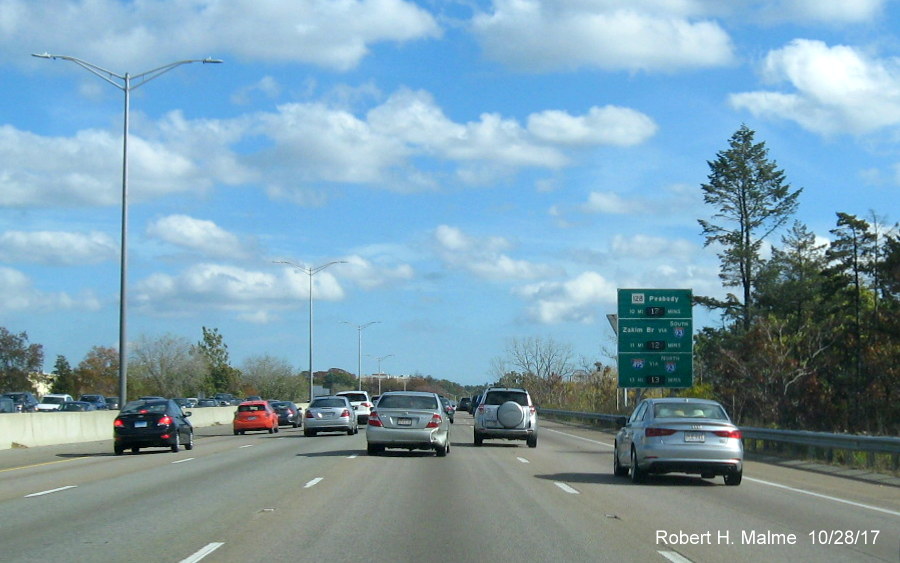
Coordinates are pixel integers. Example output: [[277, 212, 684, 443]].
[[538, 408, 900, 462]]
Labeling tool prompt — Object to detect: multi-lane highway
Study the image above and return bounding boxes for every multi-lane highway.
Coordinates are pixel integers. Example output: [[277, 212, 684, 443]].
[[1, 414, 897, 562]]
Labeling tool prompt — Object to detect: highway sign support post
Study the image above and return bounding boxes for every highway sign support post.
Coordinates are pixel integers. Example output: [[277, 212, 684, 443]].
[[617, 289, 693, 388]]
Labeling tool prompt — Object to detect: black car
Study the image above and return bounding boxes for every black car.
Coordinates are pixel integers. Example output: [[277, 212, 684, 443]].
[[60, 401, 97, 412], [1, 391, 39, 412], [79, 394, 108, 410], [271, 401, 301, 428], [105, 396, 120, 410], [113, 398, 193, 455], [458, 397, 471, 412]]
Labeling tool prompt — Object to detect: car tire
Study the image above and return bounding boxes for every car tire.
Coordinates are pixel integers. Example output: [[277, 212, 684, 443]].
[[474, 431, 483, 446], [613, 445, 629, 477], [292, 421, 299, 428], [233, 430, 239, 436], [435, 443, 447, 457], [185, 431, 194, 450], [171, 434, 181, 453], [724, 470, 742, 486], [114, 445, 124, 456], [630, 448, 645, 483], [131, 446, 139, 454], [347, 427, 354, 436], [497, 401, 525, 428], [274, 425, 279, 433], [526, 434, 537, 448]]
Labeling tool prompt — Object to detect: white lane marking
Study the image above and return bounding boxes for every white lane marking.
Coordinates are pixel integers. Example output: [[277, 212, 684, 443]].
[[304, 477, 324, 488], [25, 485, 77, 498], [544, 427, 614, 448], [239, 444, 254, 448], [516, 457, 530, 464], [347, 454, 358, 459], [172, 458, 194, 464], [745, 477, 900, 517], [179, 542, 224, 563], [659, 551, 693, 563], [554, 482, 579, 494]]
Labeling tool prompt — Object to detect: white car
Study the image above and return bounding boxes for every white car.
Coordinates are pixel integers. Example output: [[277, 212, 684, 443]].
[[36, 393, 74, 411], [335, 390, 374, 424]]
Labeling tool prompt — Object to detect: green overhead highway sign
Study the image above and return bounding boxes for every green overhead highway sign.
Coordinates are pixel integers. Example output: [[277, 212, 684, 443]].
[[617, 289, 693, 388]]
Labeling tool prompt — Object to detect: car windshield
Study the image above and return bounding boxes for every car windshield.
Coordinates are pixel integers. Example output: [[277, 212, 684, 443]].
[[654, 403, 728, 419], [121, 400, 167, 414], [339, 393, 367, 402], [483, 391, 528, 406], [238, 404, 267, 412], [378, 395, 438, 410], [311, 398, 346, 408]]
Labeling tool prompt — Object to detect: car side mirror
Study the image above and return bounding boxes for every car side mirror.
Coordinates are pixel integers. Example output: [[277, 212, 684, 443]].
[[616, 416, 627, 427], [184, 411, 192, 417], [352, 405, 358, 410]]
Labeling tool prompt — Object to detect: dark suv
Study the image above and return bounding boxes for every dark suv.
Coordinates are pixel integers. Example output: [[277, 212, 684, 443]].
[[79, 394, 109, 410], [473, 387, 538, 448], [1, 391, 39, 412]]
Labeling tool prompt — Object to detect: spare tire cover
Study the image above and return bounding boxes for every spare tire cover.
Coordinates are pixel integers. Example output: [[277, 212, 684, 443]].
[[497, 401, 525, 428]]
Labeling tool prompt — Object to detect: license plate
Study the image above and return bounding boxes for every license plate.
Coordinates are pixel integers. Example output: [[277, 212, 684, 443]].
[[684, 432, 705, 442], [134, 421, 147, 428], [397, 417, 413, 426], [247, 416, 257, 421]]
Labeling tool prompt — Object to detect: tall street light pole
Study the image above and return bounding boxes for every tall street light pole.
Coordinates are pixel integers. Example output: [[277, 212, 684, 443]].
[[275, 260, 346, 402], [342, 321, 380, 391], [32, 53, 222, 406], [370, 354, 394, 395]]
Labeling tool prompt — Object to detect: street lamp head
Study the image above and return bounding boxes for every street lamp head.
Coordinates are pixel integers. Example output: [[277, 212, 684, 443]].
[[202, 58, 224, 64], [31, 52, 54, 59]]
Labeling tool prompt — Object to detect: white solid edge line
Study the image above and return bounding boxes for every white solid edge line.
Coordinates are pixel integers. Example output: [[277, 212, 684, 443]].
[[745, 477, 900, 517], [25, 485, 77, 497], [658, 550, 693, 563], [304, 477, 324, 488], [179, 542, 224, 563], [554, 482, 579, 494], [172, 458, 194, 464]]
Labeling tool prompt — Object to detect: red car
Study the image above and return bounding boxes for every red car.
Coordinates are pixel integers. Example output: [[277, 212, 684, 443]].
[[233, 400, 279, 435]]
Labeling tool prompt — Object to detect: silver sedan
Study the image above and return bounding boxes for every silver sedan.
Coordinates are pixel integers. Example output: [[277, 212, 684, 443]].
[[366, 391, 450, 456], [303, 396, 358, 437], [613, 398, 743, 485]]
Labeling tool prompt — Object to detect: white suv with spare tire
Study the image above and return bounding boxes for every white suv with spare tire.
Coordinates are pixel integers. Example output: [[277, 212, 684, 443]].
[[473, 387, 537, 448]]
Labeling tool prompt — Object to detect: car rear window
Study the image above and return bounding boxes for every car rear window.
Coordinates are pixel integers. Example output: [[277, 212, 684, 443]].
[[483, 391, 528, 406], [654, 404, 727, 419], [238, 404, 267, 412], [377, 395, 438, 410], [338, 393, 367, 402], [311, 398, 346, 408]]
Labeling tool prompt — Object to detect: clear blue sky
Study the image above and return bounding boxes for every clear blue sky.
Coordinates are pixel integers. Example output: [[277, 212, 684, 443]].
[[1, 1, 897, 386]]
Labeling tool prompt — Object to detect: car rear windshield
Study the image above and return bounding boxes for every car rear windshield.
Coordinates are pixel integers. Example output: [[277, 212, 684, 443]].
[[311, 398, 346, 408], [238, 404, 268, 412], [121, 401, 167, 414], [483, 391, 528, 406], [42, 396, 68, 404], [377, 395, 438, 410], [338, 393, 367, 402], [654, 404, 727, 419]]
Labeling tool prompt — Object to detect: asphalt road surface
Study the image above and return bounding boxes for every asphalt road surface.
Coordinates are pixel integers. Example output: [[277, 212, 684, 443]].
[[1, 414, 897, 562]]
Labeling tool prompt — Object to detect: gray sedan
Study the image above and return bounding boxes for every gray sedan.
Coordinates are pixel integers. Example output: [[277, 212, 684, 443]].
[[303, 396, 358, 437], [366, 391, 450, 456], [613, 398, 743, 485]]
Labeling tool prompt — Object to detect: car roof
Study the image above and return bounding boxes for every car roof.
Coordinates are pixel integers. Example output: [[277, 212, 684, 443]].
[[379, 391, 437, 396], [239, 400, 269, 405], [645, 397, 720, 405]]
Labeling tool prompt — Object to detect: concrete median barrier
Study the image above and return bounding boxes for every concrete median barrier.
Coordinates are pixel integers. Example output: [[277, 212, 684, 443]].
[[0, 406, 238, 450]]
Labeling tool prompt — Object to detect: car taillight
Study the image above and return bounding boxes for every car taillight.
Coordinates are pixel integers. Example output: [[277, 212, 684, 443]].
[[113, 419, 124, 427], [426, 414, 442, 428], [305, 410, 314, 418], [368, 411, 383, 427], [340, 409, 351, 417], [645, 427, 677, 437], [477, 404, 485, 414], [158, 415, 173, 426], [362, 402, 372, 408], [713, 429, 743, 439]]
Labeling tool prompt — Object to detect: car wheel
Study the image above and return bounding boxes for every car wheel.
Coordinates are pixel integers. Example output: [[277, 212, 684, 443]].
[[131, 446, 139, 454], [292, 421, 299, 428], [171, 433, 181, 453], [613, 445, 629, 477], [630, 448, 645, 483], [724, 469, 742, 486], [114, 445, 124, 456], [526, 434, 537, 448], [185, 431, 194, 450], [268, 426, 274, 434], [347, 427, 354, 436], [474, 431, 483, 446], [233, 429, 239, 436], [435, 443, 447, 457], [274, 425, 279, 433]]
